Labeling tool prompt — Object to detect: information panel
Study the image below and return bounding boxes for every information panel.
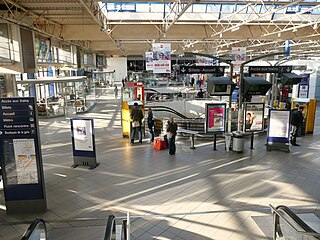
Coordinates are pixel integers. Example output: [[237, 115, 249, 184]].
[[244, 103, 265, 132], [267, 110, 291, 142], [0, 97, 46, 213], [205, 103, 226, 133]]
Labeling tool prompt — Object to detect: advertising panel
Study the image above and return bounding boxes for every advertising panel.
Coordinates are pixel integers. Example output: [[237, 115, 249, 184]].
[[152, 43, 171, 73], [244, 103, 264, 132], [34, 35, 51, 61], [205, 103, 226, 133], [145, 51, 154, 71], [72, 119, 94, 152], [232, 47, 246, 72], [268, 110, 291, 139]]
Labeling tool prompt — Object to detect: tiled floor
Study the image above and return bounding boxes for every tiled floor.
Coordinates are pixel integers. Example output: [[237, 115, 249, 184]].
[[1, 87, 320, 240]]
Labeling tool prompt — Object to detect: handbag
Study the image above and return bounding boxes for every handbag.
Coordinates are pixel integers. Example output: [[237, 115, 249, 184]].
[[132, 121, 140, 127]]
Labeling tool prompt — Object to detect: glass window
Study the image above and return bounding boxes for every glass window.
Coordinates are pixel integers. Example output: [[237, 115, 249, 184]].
[[221, 4, 235, 13], [150, 3, 164, 13], [192, 3, 207, 12], [235, 4, 247, 12], [246, 5, 262, 13], [136, 3, 150, 12], [207, 4, 221, 12]]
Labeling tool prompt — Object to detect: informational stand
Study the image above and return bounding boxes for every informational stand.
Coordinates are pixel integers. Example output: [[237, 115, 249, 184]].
[[0, 97, 47, 214], [71, 118, 99, 169], [266, 109, 291, 152], [244, 103, 265, 149], [205, 103, 226, 151]]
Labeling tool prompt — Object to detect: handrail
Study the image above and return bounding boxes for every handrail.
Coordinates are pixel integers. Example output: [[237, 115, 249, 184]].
[[104, 215, 116, 240], [270, 204, 320, 239], [20, 218, 46, 240], [145, 105, 203, 120]]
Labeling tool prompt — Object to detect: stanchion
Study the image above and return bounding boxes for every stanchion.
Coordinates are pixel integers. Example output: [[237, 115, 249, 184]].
[[213, 134, 217, 151]]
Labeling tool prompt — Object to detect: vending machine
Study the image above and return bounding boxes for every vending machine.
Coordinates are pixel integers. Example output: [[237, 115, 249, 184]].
[[292, 98, 317, 134]]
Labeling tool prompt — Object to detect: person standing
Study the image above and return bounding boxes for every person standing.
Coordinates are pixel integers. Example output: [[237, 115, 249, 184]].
[[166, 117, 178, 155], [290, 106, 304, 146], [114, 85, 119, 99], [130, 102, 144, 144], [147, 108, 155, 143]]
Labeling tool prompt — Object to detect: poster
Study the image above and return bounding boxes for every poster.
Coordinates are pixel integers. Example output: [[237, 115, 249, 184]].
[[145, 52, 154, 71], [72, 119, 94, 151], [244, 103, 264, 132], [206, 103, 226, 133], [152, 43, 171, 73], [34, 36, 51, 60], [232, 47, 246, 72], [268, 110, 290, 138]]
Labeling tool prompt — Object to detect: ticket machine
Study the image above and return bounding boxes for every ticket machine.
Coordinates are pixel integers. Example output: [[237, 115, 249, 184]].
[[292, 98, 316, 134]]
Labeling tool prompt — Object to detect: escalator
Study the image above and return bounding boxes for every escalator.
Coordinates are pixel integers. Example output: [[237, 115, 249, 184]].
[[271, 205, 320, 239], [21, 218, 47, 240]]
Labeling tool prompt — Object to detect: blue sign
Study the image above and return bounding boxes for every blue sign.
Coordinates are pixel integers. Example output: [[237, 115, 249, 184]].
[[0, 97, 45, 201], [284, 40, 291, 56]]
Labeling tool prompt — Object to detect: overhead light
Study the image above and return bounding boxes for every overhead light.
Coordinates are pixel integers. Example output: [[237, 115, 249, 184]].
[[220, 33, 223, 38], [278, 32, 281, 37], [292, 28, 297, 32], [231, 27, 240, 32], [313, 23, 318, 30]]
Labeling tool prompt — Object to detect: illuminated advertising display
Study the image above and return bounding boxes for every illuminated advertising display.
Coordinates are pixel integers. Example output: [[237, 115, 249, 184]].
[[205, 103, 226, 133]]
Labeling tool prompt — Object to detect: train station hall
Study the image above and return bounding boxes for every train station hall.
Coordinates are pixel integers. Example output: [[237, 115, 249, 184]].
[[0, 0, 320, 239]]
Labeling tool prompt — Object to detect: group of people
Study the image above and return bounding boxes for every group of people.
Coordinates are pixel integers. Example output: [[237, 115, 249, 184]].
[[130, 102, 178, 155]]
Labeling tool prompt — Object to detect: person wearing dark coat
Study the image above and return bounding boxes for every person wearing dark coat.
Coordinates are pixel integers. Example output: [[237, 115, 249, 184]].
[[147, 108, 155, 143], [130, 102, 144, 144], [290, 106, 304, 146], [166, 117, 178, 155]]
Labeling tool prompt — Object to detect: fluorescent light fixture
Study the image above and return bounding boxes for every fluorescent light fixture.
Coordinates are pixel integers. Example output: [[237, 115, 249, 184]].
[[278, 32, 281, 37], [220, 33, 223, 38]]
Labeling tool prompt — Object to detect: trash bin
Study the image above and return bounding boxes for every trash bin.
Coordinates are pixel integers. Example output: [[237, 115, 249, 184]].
[[232, 131, 244, 153]]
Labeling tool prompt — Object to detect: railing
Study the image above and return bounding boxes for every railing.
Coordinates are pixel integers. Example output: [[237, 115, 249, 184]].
[[20, 219, 47, 240], [270, 205, 320, 240], [104, 215, 127, 240]]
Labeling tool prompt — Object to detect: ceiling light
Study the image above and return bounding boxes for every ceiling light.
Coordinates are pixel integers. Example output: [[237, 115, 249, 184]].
[[278, 32, 281, 37], [313, 23, 318, 30], [292, 28, 297, 32], [231, 27, 240, 32], [220, 33, 223, 38]]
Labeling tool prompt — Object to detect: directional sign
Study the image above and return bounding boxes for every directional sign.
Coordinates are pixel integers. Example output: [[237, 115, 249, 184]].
[[180, 65, 225, 75], [0, 98, 37, 138], [249, 66, 292, 74]]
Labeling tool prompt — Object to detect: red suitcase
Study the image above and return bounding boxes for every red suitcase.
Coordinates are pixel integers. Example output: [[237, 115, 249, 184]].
[[154, 138, 167, 150]]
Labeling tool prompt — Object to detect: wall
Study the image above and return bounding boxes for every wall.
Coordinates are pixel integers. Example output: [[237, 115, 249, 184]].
[[106, 57, 127, 84]]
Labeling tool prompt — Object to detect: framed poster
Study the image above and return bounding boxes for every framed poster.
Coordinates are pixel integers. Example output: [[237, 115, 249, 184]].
[[205, 103, 227, 133], [71, 118, 96, 158], [244, 103, 265, 132], [267, 110, 291, 142]]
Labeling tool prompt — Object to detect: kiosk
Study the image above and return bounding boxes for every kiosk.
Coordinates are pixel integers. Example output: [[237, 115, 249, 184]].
[[292, 98, 316, 134]]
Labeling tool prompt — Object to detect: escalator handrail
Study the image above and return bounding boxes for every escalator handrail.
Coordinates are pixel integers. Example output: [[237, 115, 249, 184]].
[[270, 204, 320, 238], [104, 215, 116, 240], [20, 218, 46, 240], [145, 105, 203, 120]]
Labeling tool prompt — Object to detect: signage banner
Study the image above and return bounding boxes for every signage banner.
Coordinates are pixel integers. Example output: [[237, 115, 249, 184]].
[[152, 43, 171, 73], [232, 47, 246, 72], [267, 110, 291, 142], [244, 103, 264, 132], [249, 66, 292, 74], [34, 35, 51, 61], [205, 103, 227, 133], [180, 66, 225, 75], [145, 52, 154, 71], [298, 85, 309, 98], [196, 55, 218, 66]]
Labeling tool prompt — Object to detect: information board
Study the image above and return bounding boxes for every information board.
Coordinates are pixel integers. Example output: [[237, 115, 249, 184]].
[[267, 110, 291, 142], [244, 103, 264, 132], [0, 97, 46, 211], [205, 103, 226, 133]]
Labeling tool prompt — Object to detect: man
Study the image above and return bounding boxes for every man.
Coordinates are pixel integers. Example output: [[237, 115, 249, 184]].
[[290, 106, 304, 146], [130, 102, 144, 144], [197, 89, 204, 98]]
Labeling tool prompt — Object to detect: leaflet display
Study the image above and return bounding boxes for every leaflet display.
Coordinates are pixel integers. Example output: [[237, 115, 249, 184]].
[[205, 103, 226, 133], [244, 103, 264, 132]]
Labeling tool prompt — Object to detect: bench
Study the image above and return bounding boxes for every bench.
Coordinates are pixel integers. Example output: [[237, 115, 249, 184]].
[[177, 129, 199, 149]]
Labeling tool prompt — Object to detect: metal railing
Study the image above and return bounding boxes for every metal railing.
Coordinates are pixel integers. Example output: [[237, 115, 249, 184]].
[[20, 219, 47, 240]]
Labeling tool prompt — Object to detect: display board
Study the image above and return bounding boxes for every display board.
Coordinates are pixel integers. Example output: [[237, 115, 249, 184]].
[[205, 103, 227, 133], [70, 118, 98, 169], [152, 43, 171, 73], [244, 103, 265, 132], [267, 110, 291, 142], [0, 97, 46, 213]]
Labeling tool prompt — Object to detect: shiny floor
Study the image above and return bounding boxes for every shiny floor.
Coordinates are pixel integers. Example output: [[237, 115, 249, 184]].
[[1, 88, 320, 240]]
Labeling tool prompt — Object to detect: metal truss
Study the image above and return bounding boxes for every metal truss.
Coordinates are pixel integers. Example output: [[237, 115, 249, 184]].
[[162, 0, 194, 37], [0, 0, 63, 37]]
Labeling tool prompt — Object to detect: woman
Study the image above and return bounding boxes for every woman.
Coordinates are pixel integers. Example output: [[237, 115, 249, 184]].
[[166, 117, 178, 155]]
